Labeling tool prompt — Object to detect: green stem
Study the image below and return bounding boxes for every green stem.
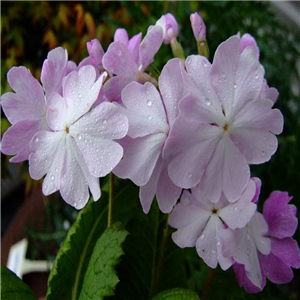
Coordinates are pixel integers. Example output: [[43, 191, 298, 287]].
[[150, 213, 170, 298], [107, 172, 114, 227], [202, 267, 215, 300]]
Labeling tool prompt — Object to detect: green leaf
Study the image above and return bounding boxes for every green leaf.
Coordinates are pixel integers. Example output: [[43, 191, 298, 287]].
[[111, 187, 187, 300], [79, 222, 129, 300], [1, 265, 38, 300], [152, 288, 200, 300], [46, 190, 108, 300]]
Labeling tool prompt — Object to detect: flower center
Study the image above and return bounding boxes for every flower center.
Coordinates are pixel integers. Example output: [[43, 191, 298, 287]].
[[65, 126, 69, 134], [223, 123, 229, 132]]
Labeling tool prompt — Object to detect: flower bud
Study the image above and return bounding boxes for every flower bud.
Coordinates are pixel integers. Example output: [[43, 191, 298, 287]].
[[156, 13, 179, 44], [190, 12, 206, 43], [190, 12, 209, 58]]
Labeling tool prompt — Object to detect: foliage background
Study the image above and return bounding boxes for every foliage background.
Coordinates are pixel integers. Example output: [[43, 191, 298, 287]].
[[1, 1, 300, 300]]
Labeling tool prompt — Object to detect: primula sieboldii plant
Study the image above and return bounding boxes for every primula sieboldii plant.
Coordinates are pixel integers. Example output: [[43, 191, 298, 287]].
[[1, 10, 299, 296]]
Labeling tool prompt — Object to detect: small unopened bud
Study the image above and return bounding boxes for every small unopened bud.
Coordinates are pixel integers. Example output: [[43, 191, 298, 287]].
[[190, 12, 209, 59], [190, 12, 206, 43], [156, 13, 179, 44]]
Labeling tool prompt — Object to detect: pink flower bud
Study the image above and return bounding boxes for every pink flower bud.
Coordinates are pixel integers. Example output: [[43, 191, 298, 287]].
[[156, 13, 179, 44], [190, 12, 206, 42]]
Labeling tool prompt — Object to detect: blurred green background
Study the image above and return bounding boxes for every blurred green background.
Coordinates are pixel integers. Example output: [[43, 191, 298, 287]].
[[1, 1, 299, 299]]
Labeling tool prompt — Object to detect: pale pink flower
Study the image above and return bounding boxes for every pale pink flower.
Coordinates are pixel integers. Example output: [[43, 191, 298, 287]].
[[113, 58, 188, 213], [1, 47, 72, 162], [225, 191, 299, 292], [102, 25, 163, 102], [164, 35, 283, 203], [29, 66, 128, 209], [169, 178, 258, 270]]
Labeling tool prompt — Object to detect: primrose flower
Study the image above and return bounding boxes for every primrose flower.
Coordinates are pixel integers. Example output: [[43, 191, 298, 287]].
[[169, 178, 258, 270], [231, 191, 300, 292], [1, 47, 73, 162], [29, 66, 128, 209], [164, 35, 283, 203], [113, 58, 188, 213], [102, 25, 163, 102]]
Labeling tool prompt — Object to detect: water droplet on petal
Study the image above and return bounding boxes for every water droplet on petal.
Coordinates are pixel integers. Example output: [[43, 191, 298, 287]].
[[50, 175, 55, 181], [77, 134, 82, 140], [199, 234, 205, 240], [205, 98, 211, 106], [233, 83, 237, 89], [221, 71, 226, 78], [147, 115, 153, 120], [261, 150, 265, 156], [217, 241, 221, 247], [234, 206, 238, 211], [211, 249, 216, 254], [35, 137, 39, 143], [147, 100, 152, 106], [188, 173, 192, 178], [247, 233, 251, 240]]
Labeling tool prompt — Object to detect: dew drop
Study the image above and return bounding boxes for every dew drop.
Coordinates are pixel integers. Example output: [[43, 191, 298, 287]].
[[217, 241, 221, 247], [247, 233, 251, 240], [202, 60, 207, 67], [255, 74, 259, 79], [117, 49, 122, 56], [103, 119, 107, 124], [50, 175, 55, 181], [261, 150, 265, 156], [221, 71, 226, 78], [211, 249, 216, 254], [77, 133, 82, 140], [188, 173, 192, 178], [234, 206, 238, 211], [147, 100, 152, 106], [35, 137, 39, 143], [205, 98, 211, 106], [233, 83, 237, 89], [147, 115, 153, 120], [199, 234, 205, 240]]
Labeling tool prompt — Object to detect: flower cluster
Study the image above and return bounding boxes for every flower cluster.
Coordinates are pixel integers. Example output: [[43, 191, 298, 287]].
[[1, 11, 299, 292]]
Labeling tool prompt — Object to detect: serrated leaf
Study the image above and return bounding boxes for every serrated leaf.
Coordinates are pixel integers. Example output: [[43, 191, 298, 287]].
[[152, 288, 200, 300], [79, 222, 129, 300], [46, 190, 109, 300], [1, 265, 38, 300]]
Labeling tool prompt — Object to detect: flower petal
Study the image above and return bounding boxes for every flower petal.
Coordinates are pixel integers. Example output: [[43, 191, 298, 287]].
[[29, 131, 65, 180], [121, 81, 168, 138], [62, 67, 106, 124], [159, 58, 190, 126], [197, 134, 250, 203], [70, 102, 128, 177], [263, 191, 297, 239], [164, 116, 222, 189], [60, 136, 100, 209], [169, 190, 211, 248], [128, 33, 142, 63], [102, 41, 138, 76], [113, 133, 165, 186], [1, 67, 45, 124], [196, 214, 232, 270], [218, 179, 257, 229], [1, 119, 48, 163], [139, 25, 163, 70], [261, 238, 300, 284], [41, 47, 68, 97]]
